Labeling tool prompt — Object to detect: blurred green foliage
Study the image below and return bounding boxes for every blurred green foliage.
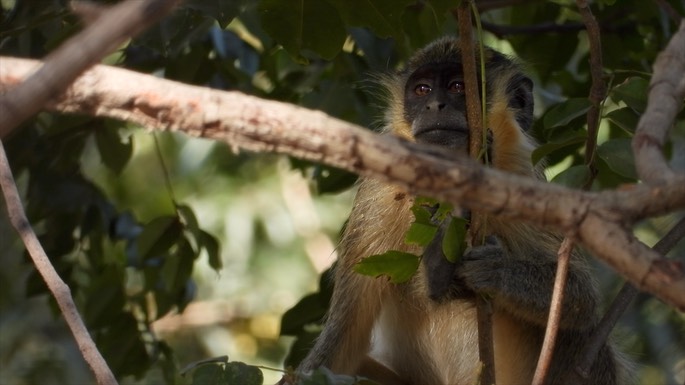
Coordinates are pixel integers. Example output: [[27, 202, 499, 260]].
[[0, 0, 684, 384]]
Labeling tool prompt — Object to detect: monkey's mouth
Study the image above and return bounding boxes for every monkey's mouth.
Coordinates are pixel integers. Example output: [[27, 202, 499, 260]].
[[415, 127, 469, 149]]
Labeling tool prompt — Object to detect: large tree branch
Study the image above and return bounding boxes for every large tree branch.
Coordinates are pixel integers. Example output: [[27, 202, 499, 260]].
[[1, 57, 683, 310], [633, 20, 685, 184], [0, 0, 182, 139]]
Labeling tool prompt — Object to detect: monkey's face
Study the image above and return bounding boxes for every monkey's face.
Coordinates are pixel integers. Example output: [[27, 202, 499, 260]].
[[403, 62, 471, 153]]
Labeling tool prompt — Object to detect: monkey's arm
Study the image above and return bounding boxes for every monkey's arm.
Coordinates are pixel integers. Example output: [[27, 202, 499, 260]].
[[457, 237, 598, 330], [298, 179, 401, 376], [297, 267, 385, 374], [422, 230, 597, 329]]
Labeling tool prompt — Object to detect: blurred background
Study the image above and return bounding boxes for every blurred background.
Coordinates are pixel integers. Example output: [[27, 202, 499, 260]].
[[1, 0, 684, 384]]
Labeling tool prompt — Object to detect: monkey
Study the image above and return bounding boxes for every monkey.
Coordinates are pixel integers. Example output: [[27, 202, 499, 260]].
[[287, 37, 627, 385]]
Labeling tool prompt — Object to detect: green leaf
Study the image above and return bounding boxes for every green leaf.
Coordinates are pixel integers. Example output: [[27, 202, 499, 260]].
[[258, 0, 346, 60], [199, 230, 222, 271], [224, 362, 264, 385], [411, 197, 437, 224], [442, 217, 467, 263], [161, 237, 194, 293], [94, 124, 133, 174], [137, 216, 183, 260], [405, 222, 438, 247], [597, 138, 638, 180], [84, 270, 125, 329], [97, 312, 151, 378], [354, 251, 420, 283], [542, 98, 591, 129], [605, 107, 640, 134], [611, 77, 649, 113], [551, 165, 592, 188]]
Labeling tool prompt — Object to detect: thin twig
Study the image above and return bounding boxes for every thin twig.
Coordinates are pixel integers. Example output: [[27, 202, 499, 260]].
[[457, 2, 496, 384], [0, 141, 118, 385], [532, 238, 575, 385], [632, 20, 685, 184], [533, 3, 607, 382], [577, 0, 606, 188]]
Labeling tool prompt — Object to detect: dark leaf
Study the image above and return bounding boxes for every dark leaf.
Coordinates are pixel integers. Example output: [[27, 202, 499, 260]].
[[137, 216, 183, 260], [597, 139, 638, 180], [199, 230, 222, 271], [224, 362, 264, 385], [551, 165, 592, 188], [542, 98, 592, 129], [258, 0, 346, 60], [611, 77, 649, 113], [94, 123, 133, 174]]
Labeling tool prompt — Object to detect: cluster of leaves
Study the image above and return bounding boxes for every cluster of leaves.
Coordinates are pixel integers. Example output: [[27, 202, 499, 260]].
[[354, 199, 468, 284], [1, 0, 685, 384]]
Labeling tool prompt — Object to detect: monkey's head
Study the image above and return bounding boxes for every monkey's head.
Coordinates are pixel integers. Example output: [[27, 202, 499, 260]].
[[383, 37, 536, 172]]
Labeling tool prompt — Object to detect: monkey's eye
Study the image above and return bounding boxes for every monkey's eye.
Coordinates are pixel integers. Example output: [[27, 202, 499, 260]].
[[414, 84, 432, 96], [447, 80, 465, 93]]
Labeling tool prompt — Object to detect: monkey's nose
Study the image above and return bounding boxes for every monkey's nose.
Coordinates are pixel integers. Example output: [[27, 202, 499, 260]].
[[426, 101, 447, 110]]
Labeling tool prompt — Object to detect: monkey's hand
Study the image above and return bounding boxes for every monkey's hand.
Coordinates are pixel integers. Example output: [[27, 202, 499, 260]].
[[457, 236, 597, 329]]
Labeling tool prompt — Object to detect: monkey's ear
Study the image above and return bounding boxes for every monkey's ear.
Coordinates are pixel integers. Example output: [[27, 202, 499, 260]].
[[510, 76, 534, 132]]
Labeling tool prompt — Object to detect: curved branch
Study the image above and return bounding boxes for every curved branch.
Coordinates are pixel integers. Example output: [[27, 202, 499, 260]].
[[577, 0, 606, 186], [457, 4, 496, 385], [0, 0, 182, 139], [0, 141, 117, 385], [632, 20, 685, 184], [1, 57, 683, 310]]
